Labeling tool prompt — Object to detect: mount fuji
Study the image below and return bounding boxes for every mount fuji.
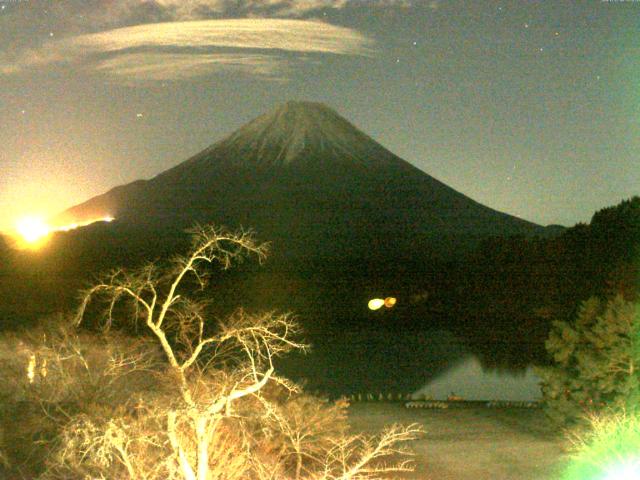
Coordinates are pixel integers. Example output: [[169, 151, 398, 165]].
[[55, 101, 550, 265]]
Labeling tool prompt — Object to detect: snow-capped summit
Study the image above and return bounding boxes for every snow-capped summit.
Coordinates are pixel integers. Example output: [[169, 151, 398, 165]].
[[174, 100, 400, 171]]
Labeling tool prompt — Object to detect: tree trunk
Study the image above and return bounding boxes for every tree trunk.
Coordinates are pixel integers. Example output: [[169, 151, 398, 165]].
[[168, 411, 197, 480], [196, 416, 210, 480]]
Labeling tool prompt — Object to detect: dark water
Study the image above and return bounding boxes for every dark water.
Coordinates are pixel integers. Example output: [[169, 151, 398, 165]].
[[0, 228, 544, 399], [278, 328, 471, 397]]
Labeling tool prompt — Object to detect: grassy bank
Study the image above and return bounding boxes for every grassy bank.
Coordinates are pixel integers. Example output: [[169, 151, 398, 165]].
[[347, 402, 569, 480]]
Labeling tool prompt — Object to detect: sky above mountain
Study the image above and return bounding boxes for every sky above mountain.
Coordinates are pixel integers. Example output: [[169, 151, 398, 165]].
[[1, 0, 638, 231]]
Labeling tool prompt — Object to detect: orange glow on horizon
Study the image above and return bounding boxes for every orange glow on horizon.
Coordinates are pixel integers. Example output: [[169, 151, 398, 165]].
[[16, 216, 51, 245], [13, 215, 115, 249]]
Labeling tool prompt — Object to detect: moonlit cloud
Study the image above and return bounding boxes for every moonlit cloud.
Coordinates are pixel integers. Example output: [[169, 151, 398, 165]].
[[1, 0, 417, 38], [94, 52, 290, 82], [1, 18, 375, 82], [58, 0, 415, 25], [71, 19, 372, 56]]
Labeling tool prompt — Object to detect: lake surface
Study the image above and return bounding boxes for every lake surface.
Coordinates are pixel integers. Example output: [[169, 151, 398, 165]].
[[279, 328, 541, 399]]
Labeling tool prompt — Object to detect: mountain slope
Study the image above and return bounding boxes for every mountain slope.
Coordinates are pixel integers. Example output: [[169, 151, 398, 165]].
[[55, 101, 549, 263], [26, 101, 566, 394]]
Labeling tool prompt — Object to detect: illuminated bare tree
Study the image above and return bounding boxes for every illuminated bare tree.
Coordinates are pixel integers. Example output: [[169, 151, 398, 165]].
[[71, 225, 302, 479], [263, 394, 422, 480], [41, 225, 423, 480]]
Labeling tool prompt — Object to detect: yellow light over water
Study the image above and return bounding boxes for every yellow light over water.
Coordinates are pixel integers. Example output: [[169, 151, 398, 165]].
[[368, 297, 398, 311], [16, 216, 50, 244], [368, 298, 385, 310], [384, 297, 397, 308]]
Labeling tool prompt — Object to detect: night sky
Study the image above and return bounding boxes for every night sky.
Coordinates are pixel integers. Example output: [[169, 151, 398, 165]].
[[1, 0, 638, 232]]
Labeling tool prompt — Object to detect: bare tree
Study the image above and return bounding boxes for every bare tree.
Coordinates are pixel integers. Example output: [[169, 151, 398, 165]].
[[39, 225, 423, 480], [70, 225, 302, 479]]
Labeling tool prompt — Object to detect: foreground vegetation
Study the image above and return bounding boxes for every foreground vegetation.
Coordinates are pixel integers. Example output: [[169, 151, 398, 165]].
[[0, 196, 638, 478], [348, 402, 566, 480], [538, 290, 640, 478], [0, 226, 421, 479]]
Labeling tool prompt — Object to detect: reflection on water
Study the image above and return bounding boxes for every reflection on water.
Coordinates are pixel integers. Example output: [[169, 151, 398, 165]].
[[279, 328, 471, 396], [414, 354, 542, 401], [278, 328, 541, 399]]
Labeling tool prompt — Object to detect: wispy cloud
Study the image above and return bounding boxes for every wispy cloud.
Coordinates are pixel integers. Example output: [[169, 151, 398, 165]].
[[12, 0, 415, 34], [94, 52, 291, 82], [61, 0, 414, 25], [1, 18, 375, 82]]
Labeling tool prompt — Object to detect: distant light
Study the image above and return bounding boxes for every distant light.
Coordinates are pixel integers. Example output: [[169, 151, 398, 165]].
[[27, 354, 36, 384], [368, 298, 385, 311], [13, 215, 115, 248], [57, 223, 79, 232], [368, 297, 398, 311], [55, 215, 115, 232], [16, 216, 50, 244]]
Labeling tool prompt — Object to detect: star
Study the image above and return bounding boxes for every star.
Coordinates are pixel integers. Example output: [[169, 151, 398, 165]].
[[524, 23, 529, 28], [136, 113, 144, 118]]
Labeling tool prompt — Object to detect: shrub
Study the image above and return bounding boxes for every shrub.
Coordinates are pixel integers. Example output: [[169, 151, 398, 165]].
[[536, 295, 640, 426], [0, 316, 162, 478]]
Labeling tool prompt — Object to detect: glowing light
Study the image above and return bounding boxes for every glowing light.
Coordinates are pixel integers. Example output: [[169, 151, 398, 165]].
[[57, 223, 79, 232], [603, 459, 640, 480], [16, 216, 50, 244], [368, 297, 398, 311], [27, 354, 36, 384], [40, 358, 48, 379], [368, 298, 385, 311], [13, 215, 115, 248], [562, 411, 640, 480]]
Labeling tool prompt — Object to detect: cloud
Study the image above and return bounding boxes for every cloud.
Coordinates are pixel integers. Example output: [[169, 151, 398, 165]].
[[1, 18, 375, 82], [94, 52, 290, 82], [40, 0, 416, 30]]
